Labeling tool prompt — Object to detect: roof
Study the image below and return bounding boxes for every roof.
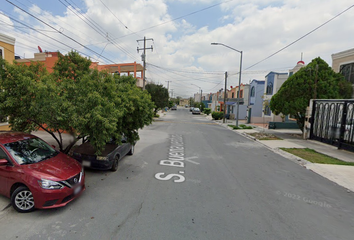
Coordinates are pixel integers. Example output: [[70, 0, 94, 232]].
[[0, 132, 36, 145], [250, 79, 265, 85], [265, 71, 288, 78]]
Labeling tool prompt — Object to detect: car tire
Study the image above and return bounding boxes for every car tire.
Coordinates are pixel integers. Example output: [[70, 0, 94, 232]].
[[111, 155, 119, 171], [11, 186, 35, 213], [128, 145, 134, 155]]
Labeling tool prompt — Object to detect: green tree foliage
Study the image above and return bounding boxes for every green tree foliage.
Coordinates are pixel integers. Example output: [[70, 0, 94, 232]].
[[270, 57, 353, 130], [145, 83, 169, 114], [212, 111, 224, 120], [115, 75, 154, 144], [189, 97, 194, 107], [0, 51, 154, 153], [168, 100, 174, 108], [203, 108, 211, 115], [193, 101, 205, 111]]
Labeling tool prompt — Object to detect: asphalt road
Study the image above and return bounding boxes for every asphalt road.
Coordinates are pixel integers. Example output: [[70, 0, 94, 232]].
[[1, 107, 354, 240]]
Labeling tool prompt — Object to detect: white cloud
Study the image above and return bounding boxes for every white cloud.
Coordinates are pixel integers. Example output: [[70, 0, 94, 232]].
[[2, 0, 354, 97]]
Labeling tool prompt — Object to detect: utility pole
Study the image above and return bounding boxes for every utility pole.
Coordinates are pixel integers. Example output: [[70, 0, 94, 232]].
[[166, 81, 172, 98], [137, 36, 153, 90], [223, 71, 228, 123], [314, 64, 318, 100]]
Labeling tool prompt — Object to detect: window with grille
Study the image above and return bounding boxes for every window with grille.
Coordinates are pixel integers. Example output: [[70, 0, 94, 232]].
[[266, 82, 273, 95], [340, 63, 354, 84], [264, 105, 271, 116], [250, 86, 255, 97]]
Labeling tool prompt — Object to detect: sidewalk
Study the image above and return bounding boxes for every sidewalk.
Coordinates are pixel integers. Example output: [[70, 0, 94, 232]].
[[214, 118, 354, 193]]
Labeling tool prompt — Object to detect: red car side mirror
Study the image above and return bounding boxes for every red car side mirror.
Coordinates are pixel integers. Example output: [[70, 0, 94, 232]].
[[0, 159, 8, 166]]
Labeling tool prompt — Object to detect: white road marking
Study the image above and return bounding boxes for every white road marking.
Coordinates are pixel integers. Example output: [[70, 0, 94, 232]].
[[185, 156, 200, 165]]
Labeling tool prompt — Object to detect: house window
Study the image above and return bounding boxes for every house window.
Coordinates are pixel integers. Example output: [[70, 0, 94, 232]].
[[264, 105, 271, 116], [0, 48, 3, 59], [232, 93, 234, 98], [250, 86, 255, 97], [240, 90, 243, 98], [340, 63, 354, 84], [266, 82, 273, 95]]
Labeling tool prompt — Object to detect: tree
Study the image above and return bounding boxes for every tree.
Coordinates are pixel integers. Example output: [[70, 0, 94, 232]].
[[189, 97, 194, 107], [270, 57, 353, 131], [145, 83, 169, 114], [170, 96, 181, 105], [0, 51, 154, 154], [115, 75, 154, 144]]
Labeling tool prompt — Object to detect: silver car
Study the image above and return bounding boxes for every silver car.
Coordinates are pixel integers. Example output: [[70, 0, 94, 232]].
[[192, 108, 201, 114]]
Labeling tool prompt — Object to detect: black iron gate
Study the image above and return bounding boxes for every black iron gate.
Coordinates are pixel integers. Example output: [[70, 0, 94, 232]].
[[310, 100, 354, 152]]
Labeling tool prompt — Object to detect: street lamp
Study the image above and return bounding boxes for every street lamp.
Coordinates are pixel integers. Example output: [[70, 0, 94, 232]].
[[211, 42, 243, 127], [191, 83, 202, 108]]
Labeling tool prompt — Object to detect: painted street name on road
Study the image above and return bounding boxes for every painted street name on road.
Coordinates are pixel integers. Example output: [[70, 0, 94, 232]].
[[155, 134, 186, 183]]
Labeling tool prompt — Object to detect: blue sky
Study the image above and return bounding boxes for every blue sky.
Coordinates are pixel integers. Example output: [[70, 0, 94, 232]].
[[1, 0, 354, 97]]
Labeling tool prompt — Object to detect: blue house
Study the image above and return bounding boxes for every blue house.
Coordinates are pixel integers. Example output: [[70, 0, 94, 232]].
[[247, 80, 265, 123]]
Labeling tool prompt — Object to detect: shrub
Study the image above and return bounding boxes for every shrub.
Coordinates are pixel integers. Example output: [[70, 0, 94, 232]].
[[212, 111, 224, 120], [203, 108, 211, 115], [154, 114, 160, 118], [228, 124, 254, 130]]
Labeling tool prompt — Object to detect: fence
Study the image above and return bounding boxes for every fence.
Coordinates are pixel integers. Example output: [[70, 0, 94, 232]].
[[310, 100, 354, 152]]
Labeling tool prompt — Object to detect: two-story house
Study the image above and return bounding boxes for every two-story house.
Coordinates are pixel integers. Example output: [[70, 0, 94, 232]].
[[247, 80, 265, 123], [332, 48, 354, 98], [262, 72, 288, 122]]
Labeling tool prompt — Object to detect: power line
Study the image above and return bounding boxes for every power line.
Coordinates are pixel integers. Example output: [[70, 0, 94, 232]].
[[6, 0, 116, 64], [246, 3, 354, 70], [0, 12, 106, 63], [58, 0, 138, 61]]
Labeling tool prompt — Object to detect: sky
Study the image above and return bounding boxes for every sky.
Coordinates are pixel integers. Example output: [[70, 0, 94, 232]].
[[1, 0, 354, 98]]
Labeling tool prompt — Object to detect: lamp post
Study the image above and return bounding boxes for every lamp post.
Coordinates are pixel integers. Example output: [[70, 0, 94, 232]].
[[211, 42, 243, 127], [191, 83, 202, 108]]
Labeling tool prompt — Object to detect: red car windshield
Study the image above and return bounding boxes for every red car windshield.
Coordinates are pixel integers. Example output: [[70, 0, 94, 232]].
[[4, 138, 58, 165]]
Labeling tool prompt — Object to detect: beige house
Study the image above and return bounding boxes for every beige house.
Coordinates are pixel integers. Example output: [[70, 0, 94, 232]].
[[332, 48, 354, 98], [0, 33, 15, 63]]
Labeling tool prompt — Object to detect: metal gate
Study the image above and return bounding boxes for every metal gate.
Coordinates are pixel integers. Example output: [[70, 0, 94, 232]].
[[310, 100, 354, 152]]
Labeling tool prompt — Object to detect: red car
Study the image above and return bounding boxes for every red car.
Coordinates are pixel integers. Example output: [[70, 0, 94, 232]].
[[0, 132, 85, 213]]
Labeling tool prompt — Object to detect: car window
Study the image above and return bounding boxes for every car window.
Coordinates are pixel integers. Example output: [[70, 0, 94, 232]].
[[0, 147, 10, 161], [4, 138, 58, 165]]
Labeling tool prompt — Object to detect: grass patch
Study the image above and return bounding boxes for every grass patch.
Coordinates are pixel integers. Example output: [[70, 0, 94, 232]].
[[248, 132, 282, 140], [228, 124, 254, 130], [281, 148, 354, 166]]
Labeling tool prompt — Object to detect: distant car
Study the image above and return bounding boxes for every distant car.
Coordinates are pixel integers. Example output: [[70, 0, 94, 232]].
[[185, 105, 189, 108], [71, 137, 134, 171], [192, 108, 201, 114], [190, 107, 194, 112], [0, 132, 85, 213], [171, 105, 177, 110]]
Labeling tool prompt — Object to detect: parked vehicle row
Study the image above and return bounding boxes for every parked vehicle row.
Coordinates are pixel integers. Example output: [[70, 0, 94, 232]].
[[0, 131, 134, 213]]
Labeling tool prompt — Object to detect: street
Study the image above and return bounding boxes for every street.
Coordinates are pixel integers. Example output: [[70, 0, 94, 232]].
[[1, 107, 354, 240]]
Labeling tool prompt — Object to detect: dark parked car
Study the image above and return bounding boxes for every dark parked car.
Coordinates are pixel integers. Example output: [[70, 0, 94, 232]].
[[171, 105, 177, 110], [190, 107, 194, 112], [192, 107, 201, 114], [71, 137, 134, 171], [0, 132, 85, 213]]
